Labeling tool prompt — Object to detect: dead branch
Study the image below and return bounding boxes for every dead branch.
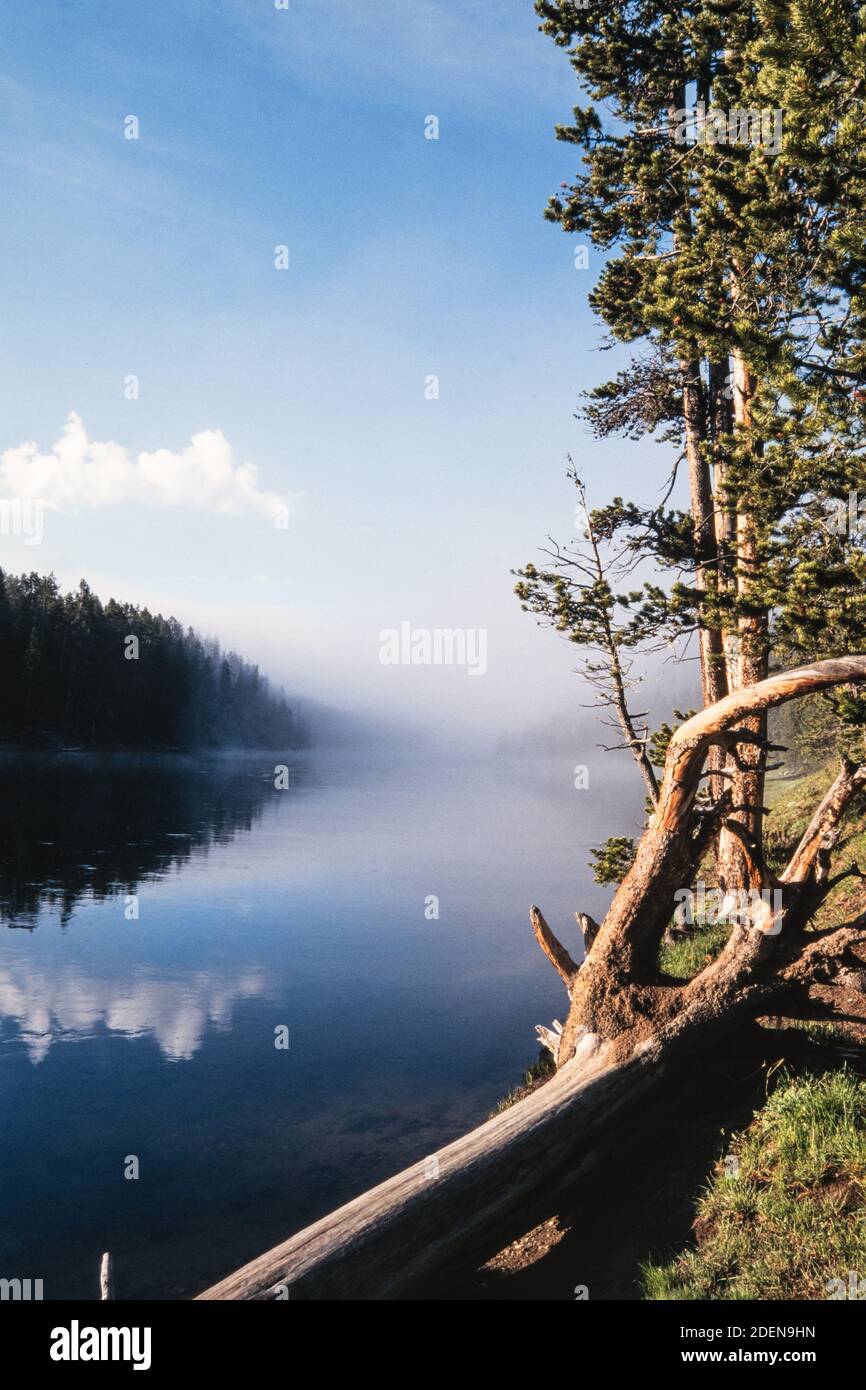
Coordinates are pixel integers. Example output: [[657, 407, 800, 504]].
[[530, 905, 579, 991], [781, 758, 866, 889], [721, 816, 771, 889], [535, 1018, 564, 1060], [576, 911, 600, 954]]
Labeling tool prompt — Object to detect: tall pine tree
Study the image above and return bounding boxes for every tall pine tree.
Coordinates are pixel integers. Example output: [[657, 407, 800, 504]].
[[523, 0, 866, 889]]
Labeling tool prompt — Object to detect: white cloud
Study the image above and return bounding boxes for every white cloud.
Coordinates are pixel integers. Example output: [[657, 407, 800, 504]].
[[0, 412, 288, 521]]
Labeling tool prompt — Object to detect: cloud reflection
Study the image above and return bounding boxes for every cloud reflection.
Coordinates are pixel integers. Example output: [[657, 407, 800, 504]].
[[0, 964, 266, 1064]]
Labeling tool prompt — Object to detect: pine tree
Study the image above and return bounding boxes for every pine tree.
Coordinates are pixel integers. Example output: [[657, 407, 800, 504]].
[[525, 0, 866, 888], [520, 2, 866, 1071], [0, 572, 301, 750]]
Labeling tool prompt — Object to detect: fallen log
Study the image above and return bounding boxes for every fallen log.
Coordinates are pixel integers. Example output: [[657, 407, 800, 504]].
[[196, 1037, 664, 1300]]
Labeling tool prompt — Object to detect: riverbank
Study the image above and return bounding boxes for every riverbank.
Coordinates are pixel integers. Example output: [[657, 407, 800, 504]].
[[450, 1025, 866, 1299], [446, 766, 866, 1300]]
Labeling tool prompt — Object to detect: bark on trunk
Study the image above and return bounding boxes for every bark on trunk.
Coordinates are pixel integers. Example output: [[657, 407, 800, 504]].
[[717, 340, 769, 890], [683, 359, 727, 712]]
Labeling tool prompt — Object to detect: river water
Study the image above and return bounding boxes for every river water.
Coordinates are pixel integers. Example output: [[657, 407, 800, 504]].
[[0, 749, 638, 1298]]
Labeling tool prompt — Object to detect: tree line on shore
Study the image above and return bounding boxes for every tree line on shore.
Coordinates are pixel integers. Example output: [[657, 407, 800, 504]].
[[0, 570, 305, 750]]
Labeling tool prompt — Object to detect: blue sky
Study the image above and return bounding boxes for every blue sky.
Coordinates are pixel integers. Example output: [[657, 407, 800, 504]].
[[0, 0, 680, 739]]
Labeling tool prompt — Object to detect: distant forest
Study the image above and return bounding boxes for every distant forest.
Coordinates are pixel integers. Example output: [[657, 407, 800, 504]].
[[0, 571, 307, 750]]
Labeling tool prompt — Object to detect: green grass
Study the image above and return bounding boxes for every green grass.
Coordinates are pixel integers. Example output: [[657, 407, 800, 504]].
[[642, 1070, 866, 1300], [491, 1050, 555, 1116], [646, 769, 866, 1299], [763, 766, 836, 873], [658, 922, 730, 980]]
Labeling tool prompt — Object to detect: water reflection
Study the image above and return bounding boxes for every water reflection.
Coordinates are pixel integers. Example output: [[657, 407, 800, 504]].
[[0, 752, 292, 928], [0, 962, 267, 1064], [0, 752, 641, 1298]]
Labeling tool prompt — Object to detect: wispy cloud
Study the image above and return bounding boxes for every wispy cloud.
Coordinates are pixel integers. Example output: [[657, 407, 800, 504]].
[[228, 0, 568, 112], [0, 413, 289, 521]]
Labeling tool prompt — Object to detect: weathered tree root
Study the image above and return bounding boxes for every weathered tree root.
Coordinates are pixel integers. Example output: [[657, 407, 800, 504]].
[[533, 657, 866, 1068]]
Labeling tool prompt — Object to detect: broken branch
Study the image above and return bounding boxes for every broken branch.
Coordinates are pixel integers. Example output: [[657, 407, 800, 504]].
[[530, 905, 579, 991]]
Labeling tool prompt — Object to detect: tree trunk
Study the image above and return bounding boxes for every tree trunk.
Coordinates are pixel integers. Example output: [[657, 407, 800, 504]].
[[717, 338, 769, 891], [683, 357, 728, 813], [683, 359, 727, 713]]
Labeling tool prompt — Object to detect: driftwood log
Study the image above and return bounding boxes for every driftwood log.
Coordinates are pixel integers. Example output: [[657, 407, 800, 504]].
[[198, 657, 866, 1299], [198, 1044, 657, 1299]]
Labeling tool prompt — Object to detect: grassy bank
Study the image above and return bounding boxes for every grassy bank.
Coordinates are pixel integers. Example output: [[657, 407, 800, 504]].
[[477, 765, 866, 1299], [642, 1069, 866, 1299], [650, 767, 866, 1297]]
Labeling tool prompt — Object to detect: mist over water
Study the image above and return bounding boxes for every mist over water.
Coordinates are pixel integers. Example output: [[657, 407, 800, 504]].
[[0, 745, 642, 1297]]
